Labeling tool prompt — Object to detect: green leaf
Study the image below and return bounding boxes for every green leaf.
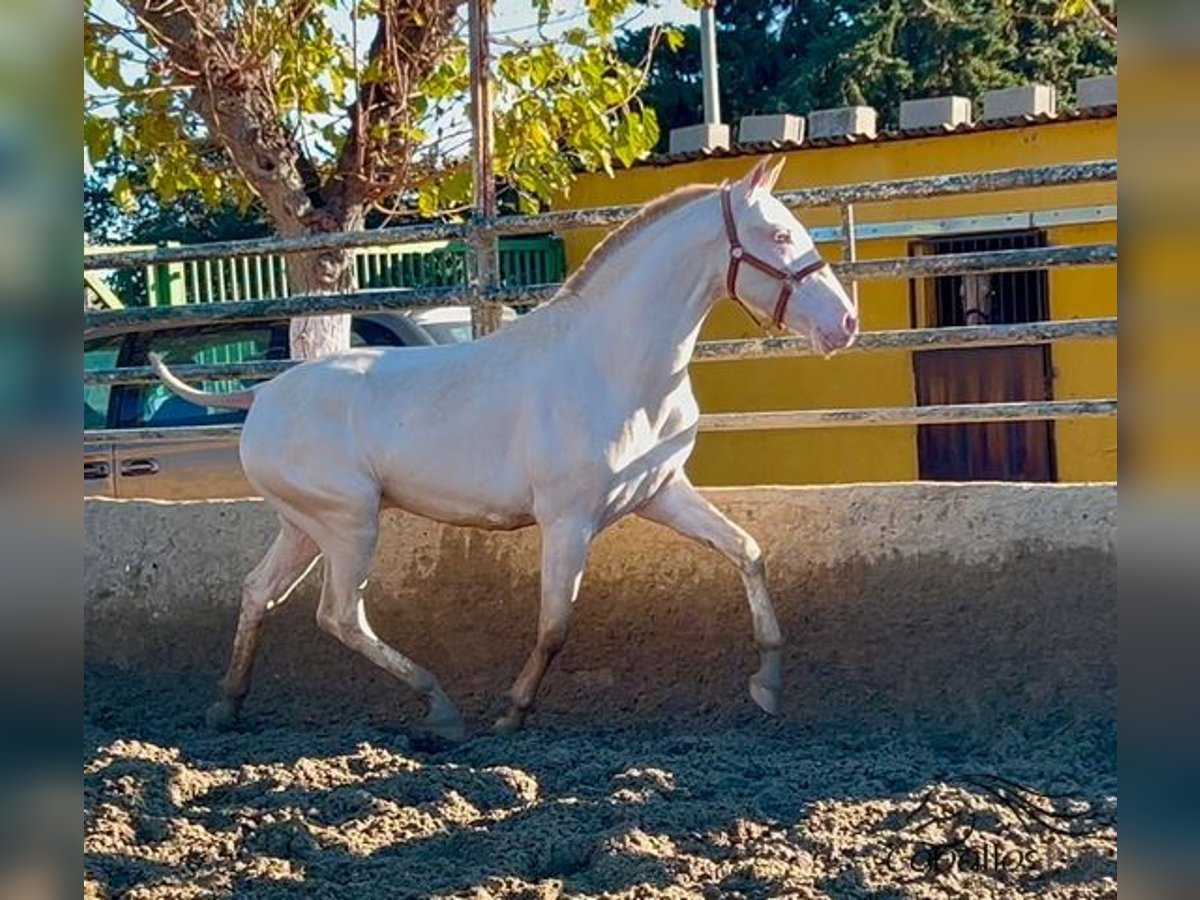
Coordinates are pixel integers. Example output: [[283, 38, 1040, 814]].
[[84, 116, 114, 165], [86, 46, 126, 90], [112, 175, 136, 213], [417, 185, 438, 218], [612, 118, 636, 167], [641, 109, 660, 149]]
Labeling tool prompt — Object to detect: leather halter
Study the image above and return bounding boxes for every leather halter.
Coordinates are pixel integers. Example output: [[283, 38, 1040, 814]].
[[720, 182, 829, 330]]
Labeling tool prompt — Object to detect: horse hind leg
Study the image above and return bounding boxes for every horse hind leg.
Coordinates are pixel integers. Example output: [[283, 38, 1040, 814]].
[[495, 518, 593, 733], [313, 514, 465, 742], [207, 519, 320, 730]]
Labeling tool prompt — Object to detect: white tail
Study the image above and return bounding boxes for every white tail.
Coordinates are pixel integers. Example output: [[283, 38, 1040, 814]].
[[148, 352, 256, 411]]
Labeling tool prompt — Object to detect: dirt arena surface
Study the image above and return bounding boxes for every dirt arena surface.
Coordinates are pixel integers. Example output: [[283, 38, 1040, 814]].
[[85, 490, 1116, 896], [85, 668, 1115, 900]]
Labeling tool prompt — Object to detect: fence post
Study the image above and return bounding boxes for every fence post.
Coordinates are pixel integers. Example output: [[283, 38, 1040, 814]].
[[840, 205, 859, 316], [468, 0, 503, 337], [147, 240, 187, 306]]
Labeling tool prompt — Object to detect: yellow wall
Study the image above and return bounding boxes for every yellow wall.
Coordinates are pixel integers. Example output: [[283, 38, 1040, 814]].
[[559, 117, 1117, 485], [1047, 222, 1118, 481]]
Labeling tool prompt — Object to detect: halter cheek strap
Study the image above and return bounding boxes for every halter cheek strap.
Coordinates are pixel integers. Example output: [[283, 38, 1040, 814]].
[[720, 183, 829, 330]]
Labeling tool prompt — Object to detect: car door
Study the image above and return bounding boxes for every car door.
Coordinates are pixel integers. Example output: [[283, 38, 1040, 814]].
[[113, 323, 287, 500], [83, 336, 123, 498]]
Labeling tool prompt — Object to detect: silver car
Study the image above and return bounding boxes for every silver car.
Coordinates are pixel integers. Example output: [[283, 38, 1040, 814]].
[[85, 311, 454, 500]]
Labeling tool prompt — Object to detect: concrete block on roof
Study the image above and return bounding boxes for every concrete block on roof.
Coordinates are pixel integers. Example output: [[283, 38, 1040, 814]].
[[737, 114, 805, 145], [807, 106, 877, 140], [982, 84, 1057, 121], [899, 96, 972, 130], [668, 123, 731, 155], [1076, 74, 1117, 109]]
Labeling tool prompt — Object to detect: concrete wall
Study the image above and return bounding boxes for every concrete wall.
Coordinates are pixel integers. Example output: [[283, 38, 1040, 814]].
[[85, 483, 1115, 735]]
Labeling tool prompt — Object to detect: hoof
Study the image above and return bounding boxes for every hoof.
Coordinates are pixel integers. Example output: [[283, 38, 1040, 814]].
[[205, 697, 241, 732], [492, 709, 526, 735], [749, 675, 780, 716], [407, 720, 465, 754], [420, 713, 466, 744], [419, 689, 466, 744]]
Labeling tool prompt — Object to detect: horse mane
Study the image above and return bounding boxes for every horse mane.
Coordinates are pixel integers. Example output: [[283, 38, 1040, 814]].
[[550, 183, 719, 302]]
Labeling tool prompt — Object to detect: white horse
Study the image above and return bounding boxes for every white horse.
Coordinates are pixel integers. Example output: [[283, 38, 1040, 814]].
[[151, 157, 859, 739]]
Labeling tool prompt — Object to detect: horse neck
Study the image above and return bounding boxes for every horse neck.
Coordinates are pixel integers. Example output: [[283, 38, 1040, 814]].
[[567, 194, 727, 385]]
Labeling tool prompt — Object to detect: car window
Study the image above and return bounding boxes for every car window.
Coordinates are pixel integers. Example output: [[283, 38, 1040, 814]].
[[352, 318, 403, 348], [420, 321, 473, 344], [84, 336, 123, 429], [352, 315, 436, 348], [119, 325, 279, 429]]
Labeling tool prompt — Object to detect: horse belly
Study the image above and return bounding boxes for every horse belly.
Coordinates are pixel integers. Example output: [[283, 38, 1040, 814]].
[[376, 460, 535, 529]]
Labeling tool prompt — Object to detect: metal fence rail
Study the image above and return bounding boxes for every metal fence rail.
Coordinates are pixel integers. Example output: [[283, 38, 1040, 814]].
[[82, 160, 1116, 271], [83, 156, 1118, 441], [693, 317, 1117, 362], [81, 398, 1118, 447], [85, 318, 1118, 386], [699, 400, 1117, 432], [85, 243, 1116, 335]]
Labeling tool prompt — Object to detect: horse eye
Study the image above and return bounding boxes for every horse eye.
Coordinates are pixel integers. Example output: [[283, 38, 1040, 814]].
[[773, 231, 793, 245]]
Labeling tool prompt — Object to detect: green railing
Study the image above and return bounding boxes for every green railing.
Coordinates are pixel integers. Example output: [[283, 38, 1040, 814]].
[[192, 339, 263, 386], [355, 241, 470, 292], [144, 235, 565, 306], [496, 236, 567, 288]]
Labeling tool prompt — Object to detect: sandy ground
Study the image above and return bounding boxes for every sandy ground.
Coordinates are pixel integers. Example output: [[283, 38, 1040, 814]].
[[84, 668, 1115, 899]]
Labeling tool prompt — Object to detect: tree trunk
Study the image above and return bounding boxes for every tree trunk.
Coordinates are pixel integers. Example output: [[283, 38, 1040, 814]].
[[284, 209, 363, 360], [286, 247, 355, 360]]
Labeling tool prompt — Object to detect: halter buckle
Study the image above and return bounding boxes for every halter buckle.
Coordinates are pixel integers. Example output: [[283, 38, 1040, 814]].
[[730, 246, 744, 259]]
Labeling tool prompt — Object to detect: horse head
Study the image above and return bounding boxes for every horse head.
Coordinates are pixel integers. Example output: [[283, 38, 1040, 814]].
[[722, 156, 859, 354]]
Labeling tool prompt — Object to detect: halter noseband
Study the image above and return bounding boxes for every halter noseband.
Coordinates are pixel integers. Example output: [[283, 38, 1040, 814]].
[[720, 182, 829, 330]]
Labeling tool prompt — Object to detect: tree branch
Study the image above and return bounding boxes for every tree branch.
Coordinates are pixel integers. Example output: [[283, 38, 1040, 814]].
[[330, 0, 461, 212], [123, 0, 318, 234], [1083, 0, 1118, 38]]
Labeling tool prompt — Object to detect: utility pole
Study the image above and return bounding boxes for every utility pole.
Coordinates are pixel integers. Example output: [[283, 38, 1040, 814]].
[[667, 0, 730, 153], [699, 1, 721, 127]]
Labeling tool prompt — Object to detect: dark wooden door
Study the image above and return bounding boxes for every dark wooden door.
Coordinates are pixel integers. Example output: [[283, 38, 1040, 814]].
[[914, 346, 1055, 481]]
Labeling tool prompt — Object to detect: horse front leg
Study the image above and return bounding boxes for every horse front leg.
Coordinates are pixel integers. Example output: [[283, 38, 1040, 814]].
[[495, 518, 594, 733], [638, 475, 783, 715]]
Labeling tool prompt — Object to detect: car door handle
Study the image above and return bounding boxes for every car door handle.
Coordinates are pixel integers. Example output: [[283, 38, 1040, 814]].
[[120, 458, 160, 477], [84, 461, 110, 480]]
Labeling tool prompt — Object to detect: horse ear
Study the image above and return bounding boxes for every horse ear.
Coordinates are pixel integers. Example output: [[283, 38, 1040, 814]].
[[764, 157, 786, 193], [743, 155, 774, 197]]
